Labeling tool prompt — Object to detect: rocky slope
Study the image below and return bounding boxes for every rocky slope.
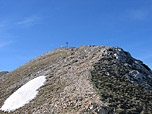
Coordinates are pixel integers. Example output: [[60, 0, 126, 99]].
[[0, 45, 151, 114], [0, 71, 8, 77], [91, 47, 152, 114]]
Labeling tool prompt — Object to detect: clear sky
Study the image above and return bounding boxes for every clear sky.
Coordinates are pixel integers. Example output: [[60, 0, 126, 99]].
[[0, 0, 152, 71]]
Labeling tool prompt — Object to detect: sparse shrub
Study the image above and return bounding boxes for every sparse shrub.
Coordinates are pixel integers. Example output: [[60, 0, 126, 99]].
[[108, 48, 113, 51]]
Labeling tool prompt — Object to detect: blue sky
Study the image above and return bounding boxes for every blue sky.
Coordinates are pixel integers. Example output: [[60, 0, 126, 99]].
[[0, 0, 152, 71]]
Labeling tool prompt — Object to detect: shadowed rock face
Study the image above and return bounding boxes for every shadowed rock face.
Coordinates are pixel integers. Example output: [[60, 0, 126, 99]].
[[91, 47, 152, 114], [0, 45, 151, 114]]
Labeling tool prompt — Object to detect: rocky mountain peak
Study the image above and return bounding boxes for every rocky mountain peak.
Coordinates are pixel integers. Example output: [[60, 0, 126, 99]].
[[0, 45, 151, 114]]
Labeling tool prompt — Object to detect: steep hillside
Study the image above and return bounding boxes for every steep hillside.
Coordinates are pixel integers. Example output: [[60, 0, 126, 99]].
[[91, 48, 152, 114], [0, 45, 151, 114]]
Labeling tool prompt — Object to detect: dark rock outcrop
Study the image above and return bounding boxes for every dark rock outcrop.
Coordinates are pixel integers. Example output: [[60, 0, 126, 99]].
[[91, 47, 152, 114]]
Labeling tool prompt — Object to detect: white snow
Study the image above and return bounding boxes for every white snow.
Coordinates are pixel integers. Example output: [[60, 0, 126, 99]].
[[0, 76, 46, 112]]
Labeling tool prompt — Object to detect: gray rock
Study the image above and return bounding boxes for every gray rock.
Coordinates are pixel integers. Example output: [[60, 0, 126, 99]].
[[0, 71, 9, 77]]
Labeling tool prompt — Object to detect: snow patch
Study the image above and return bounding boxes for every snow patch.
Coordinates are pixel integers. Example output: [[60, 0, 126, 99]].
[[0, 76, 46, 112]]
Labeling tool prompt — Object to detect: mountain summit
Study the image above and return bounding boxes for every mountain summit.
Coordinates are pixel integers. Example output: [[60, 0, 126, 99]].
[[0, 45, 152, 114]]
